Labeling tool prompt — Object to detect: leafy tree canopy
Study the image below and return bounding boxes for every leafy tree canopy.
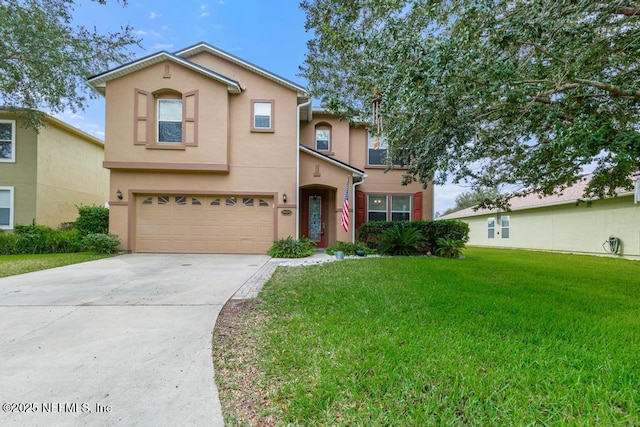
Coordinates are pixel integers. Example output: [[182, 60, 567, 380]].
[[301, 0, 640, 208], [442, 186, 501, 216], [0, 0, 139, 129]]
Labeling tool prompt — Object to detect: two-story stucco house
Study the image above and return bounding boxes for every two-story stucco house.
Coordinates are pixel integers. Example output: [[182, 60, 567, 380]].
[[0, 109, 109, 230], [88, 42, 433, 254]]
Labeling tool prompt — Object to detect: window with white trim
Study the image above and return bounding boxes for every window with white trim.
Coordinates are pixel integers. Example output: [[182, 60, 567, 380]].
[[0, 187, 14, 230], [391, 195, 411, 221], [251, 100, 274, 132], [0, 120, 16, 162], [315, 126, 330, 151], [368, 194, 412, 222], [368, 194, 387, 221], [501, 215, 510, 239], [157, 99, 183, 143], [367, 133, 388, 166], [487, 217, 495, 239]]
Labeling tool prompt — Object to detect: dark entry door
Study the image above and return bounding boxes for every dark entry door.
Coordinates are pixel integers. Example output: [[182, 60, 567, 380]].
[[302, 190, 328, 248]]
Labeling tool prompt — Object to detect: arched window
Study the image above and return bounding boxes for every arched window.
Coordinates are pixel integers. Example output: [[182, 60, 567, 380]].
[[314, 123, 331, 151]]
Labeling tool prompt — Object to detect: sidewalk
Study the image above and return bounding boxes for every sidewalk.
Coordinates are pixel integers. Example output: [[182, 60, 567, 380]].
[[232, 251, 337, 299]]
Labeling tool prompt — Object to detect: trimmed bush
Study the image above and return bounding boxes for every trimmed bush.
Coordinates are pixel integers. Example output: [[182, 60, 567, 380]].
[[81, 233, 121, 254], [268, 236, 316, 258], [358, 219, 469, 254], [75, 205, 109, 235]]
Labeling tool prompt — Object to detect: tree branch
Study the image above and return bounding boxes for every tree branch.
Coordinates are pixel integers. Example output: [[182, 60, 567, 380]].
[[568, 78, 640, 98]]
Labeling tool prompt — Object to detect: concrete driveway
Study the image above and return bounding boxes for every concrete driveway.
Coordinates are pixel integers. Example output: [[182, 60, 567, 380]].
[[0, 253, 270, 426]]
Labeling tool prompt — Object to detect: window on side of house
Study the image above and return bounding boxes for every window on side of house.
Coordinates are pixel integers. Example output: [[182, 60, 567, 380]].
[[0, 120, 16, 162], [391, 195, 411, 221], [251, 100, 274, 132], [315, 126, 330, 151], [157, 99, 183, 143], [0, 187, 14, 230], [367, 194, 387, 221], [488, 217, 495, 239], [501, 215, 510, 239]]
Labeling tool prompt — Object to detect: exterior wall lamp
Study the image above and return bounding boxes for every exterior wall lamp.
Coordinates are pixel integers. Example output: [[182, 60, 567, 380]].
[[116, 189, 123, 200], [282, 193, 287, 203]]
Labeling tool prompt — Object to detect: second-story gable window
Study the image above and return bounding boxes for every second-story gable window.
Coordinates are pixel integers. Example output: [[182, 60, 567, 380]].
[[315, 125, 331, 151], [0, 120, 16, 162], [158, 99, 183, 143], [251, 100, 275, 132]]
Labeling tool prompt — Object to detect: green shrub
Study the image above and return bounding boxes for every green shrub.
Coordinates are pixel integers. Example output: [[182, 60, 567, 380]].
[[379, 223, 427, 256], [358, 219, 469, 254], [81, 233, 121, 254], [75, 205, 109, 235], [0, 231, 18, 255], [268, 236, 316, 258], [2, 224, 83, 254], [435, 236, 466, 258], [325, 241, 375, 256]]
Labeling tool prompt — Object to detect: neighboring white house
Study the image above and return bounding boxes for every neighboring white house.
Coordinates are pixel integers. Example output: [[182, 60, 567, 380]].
[[440, 175, 640, 259]]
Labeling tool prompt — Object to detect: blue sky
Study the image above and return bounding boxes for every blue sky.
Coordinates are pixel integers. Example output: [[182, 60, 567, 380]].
[[58, 0, 464, 214]]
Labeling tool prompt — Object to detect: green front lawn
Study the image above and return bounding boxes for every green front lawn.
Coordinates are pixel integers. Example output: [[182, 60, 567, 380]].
[[0, 253, 113, 278], [254, 248, 640, 425]]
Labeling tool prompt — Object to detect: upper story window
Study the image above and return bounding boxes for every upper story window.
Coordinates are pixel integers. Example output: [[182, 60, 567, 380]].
[[251, 100, 274, 132], [158, 99, 183, 143], [315, 125, 331, 151], [367, 133, 387, 166], [0, 120, 16, 163], [367, 132, 406, 167], [134, 88, 198, 147], [0, 187, 14, 230]]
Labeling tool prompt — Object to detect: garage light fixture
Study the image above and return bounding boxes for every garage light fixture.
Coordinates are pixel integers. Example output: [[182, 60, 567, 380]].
[[282, 193, 287, 203], [116, 189, 123, 200]]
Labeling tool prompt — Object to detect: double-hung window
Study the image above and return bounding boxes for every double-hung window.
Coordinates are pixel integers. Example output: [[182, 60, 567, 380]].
[[487, 218, 495, 239], [157, 99, 183, 143], [0, 187, 14, 230], [252, 100, 274, 132], [315, 127, 330, 151], [0, 120, 16, 162], [501, 216, 510, 239], [367, 133, 388, 166], [368, 194, 412, 222]]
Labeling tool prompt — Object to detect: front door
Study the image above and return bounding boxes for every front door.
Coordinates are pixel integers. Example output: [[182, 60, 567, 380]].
[[302, 190, 328, 248]]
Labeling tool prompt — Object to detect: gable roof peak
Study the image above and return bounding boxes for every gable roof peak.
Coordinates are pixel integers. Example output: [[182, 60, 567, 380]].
[[87, 50, 242, 95], [174, 42, 308, 97]]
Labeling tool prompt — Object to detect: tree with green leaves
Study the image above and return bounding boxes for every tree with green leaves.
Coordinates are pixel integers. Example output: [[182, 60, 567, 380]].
[[0, 0, 138, 129], [301, 0, 640, 208], [442, 187, 501, 216]]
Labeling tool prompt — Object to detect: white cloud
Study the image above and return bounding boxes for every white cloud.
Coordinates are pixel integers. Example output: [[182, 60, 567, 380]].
[[149, 11, 161, 19], [133, 30, 148, 36], [199, 4, 209, 17]]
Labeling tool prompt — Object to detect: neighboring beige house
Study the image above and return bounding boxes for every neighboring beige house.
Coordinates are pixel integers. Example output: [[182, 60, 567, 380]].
[[441, 175, 640, 258], [87, 42, 433, 254], [0, 109, 109, 230]]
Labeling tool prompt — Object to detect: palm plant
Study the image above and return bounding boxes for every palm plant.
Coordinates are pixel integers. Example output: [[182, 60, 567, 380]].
[[378, 224, 426, 256]]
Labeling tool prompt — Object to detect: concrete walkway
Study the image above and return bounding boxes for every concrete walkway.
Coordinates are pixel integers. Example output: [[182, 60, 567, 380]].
[[0, 254, 269, 427]]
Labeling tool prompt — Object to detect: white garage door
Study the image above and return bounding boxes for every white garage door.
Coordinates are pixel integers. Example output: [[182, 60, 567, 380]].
[[135, 194, 274, 253]]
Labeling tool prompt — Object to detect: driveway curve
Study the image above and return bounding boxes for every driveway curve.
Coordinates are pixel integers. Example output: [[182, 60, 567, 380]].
[[0, 253, 269, 426]]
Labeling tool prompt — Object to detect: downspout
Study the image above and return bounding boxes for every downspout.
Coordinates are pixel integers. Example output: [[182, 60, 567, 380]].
[[352, 174, 367, 243], [296, 98, 312, 239]]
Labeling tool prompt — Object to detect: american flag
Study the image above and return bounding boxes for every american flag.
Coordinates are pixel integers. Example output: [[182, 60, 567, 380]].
[[341, 177, 350, 232]]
